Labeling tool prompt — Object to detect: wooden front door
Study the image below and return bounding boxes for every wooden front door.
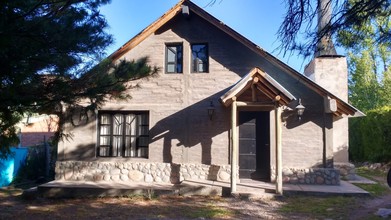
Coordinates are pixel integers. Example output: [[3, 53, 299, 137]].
[[238, 111, 270, 181]]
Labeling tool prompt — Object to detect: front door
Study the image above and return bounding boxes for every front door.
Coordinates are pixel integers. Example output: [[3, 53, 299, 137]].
[[239, 111, 270, 181]]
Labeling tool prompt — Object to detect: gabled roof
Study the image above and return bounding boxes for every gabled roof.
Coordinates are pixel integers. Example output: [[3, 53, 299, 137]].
[[109, 0, 364, 117], [220, 68, 296, 107]]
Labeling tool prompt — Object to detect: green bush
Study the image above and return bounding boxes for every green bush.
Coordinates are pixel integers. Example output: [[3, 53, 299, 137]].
[[349, 106, 391, 162]]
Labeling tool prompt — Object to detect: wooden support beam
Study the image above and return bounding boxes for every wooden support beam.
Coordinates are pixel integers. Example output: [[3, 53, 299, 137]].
[[231, 97, 238, 193], [275, 105, 283, 195], [255, 84, 276, 101], [258, 77, 280, 95]]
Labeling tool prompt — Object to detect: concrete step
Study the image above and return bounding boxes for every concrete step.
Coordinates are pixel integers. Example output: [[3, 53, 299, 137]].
[[37, 182, 179, 198], [35, 179, 276, 198]]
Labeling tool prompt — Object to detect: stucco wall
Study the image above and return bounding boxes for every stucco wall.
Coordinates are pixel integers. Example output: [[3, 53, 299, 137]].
[[59, 11, 329, 173], [304, 57, 350, 163]]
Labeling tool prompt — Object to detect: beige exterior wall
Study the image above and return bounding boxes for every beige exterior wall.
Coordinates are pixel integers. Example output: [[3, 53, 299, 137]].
[[59, 12, 332, 173]]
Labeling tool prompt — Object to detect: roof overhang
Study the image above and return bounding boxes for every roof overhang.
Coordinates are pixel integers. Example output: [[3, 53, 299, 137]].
[[220, 68, 296, 107]]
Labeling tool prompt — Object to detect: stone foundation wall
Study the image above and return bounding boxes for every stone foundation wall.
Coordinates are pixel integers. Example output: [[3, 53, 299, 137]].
[[279, 168, 340, 185], [334, 162, 356, 180], [55, 161, 231, 184], [56, 161, 341, 185]]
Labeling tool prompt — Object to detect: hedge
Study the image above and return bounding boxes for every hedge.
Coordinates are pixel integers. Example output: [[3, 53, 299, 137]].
[[349, 106, 391, 162]]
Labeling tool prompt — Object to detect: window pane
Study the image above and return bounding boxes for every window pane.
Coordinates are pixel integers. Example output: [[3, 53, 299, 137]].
[[167, 47, 176, 62], [100, 136, 110, 145], [123, 137, 131, 157], [167, 64, 175, 73], [198, 63, 205, 72], [166, 44, 182, 73], [112, 136, 122, 156], [191, 44, 208, 73], [139, 126, 149, 135], [125, 114, 136, 135], [113, 114, 123, 135], [139, 114, 148, 124], [101, 114, 110, 124], [130, 137, 136, 157], [99, 146, 110, 157], [100, 125, 110, 135]]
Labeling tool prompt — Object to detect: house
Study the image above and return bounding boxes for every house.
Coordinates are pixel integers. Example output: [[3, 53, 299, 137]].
[[56, 0, 363, 194], [16, 114, 58, 147]]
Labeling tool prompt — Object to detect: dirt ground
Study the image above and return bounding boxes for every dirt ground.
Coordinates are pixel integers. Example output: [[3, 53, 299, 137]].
[[0, 189, 286, 219], [1, 187, 391, 220], [349, 193, 391, 219], [3, 165, 391, 220]]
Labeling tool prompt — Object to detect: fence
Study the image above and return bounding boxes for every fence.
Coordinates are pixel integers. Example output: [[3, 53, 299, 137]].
[[0, 147, 28, 187], [0, 142, 53, 187]]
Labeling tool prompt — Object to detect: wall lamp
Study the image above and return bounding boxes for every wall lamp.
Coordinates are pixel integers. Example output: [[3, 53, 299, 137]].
[[295, 98, 305, 120], [207, 100, 215, 120]]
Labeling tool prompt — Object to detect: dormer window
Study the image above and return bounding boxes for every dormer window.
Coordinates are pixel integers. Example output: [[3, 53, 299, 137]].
[[191, 43, 208, 73], [165, 43, 183, 73]]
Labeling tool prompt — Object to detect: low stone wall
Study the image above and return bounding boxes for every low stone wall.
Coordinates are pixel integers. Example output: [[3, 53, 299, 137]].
[[55, 161, 231, 184], [280, 168, 340, 185], [334, 162, 356, 180]]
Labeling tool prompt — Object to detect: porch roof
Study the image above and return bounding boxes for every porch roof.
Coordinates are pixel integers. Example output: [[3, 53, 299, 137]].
[[220, 67, 296, 107]]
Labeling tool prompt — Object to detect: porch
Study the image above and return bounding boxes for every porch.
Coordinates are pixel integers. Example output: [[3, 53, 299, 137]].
[[31, 178, 369, 199]]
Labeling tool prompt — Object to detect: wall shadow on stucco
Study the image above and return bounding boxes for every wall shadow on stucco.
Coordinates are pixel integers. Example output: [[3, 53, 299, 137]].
[[59, 143, 96, 161], [149, 90, 230, 165]]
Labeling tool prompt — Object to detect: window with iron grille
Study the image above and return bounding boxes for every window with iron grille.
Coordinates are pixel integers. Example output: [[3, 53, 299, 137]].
[[191, 43, 208, 73], [97, 111, 149, 158], [165, 43, 183, 73]]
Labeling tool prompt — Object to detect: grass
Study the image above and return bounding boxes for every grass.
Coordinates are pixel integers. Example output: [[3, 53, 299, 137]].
[[354, 183, 389, 197], [185, 204, 235, 219], [356, 166, 387, 181], [278, 195, 358, 219], [354, 166, 390, 197]]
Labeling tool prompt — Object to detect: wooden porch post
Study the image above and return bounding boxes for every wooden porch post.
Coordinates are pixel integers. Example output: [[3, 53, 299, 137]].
[[231, 97, 238, 193], [275, 104, 283, 195]]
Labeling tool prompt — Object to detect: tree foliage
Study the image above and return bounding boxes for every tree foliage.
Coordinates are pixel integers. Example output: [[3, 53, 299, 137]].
[[0, 0, 157, 158], [337, 0, 391, 111], [206, 0, 390, 57], [277, 0, 390, 57], [336, 1, 391, 162]]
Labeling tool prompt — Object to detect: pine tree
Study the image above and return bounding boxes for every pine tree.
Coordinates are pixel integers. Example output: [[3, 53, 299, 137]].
[[0, 0, 157, 158]]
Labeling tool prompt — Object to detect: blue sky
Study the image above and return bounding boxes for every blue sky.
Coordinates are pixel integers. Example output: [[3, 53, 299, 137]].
[[100, 0, 314, 72]]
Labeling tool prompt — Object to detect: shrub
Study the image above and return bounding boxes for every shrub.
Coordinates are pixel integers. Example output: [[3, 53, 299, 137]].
[[349, 106, 391, 162]]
